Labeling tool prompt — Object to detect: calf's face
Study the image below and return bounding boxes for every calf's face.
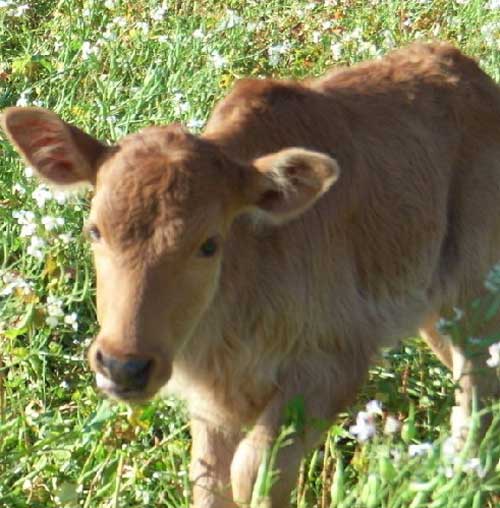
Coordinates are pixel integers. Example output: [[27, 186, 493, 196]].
[[1, 107, 340, 402]]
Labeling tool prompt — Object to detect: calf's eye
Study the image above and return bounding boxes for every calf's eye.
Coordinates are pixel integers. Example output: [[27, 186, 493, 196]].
[[199, 237, 218, 258], [85, 224, 101, 242]]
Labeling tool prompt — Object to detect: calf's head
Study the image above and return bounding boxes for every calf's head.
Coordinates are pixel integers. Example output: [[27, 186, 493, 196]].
[[1, 107, 340, 402]]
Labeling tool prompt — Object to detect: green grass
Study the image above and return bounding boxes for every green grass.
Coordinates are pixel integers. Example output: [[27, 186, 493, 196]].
[[0, 1, 499, 507]]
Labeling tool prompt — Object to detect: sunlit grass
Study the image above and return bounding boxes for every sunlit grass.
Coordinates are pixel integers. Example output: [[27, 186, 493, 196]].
[[0, 1, 499, 507]]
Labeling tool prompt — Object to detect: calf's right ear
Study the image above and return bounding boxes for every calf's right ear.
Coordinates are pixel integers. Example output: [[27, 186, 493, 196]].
[[0, 107, 108, 186]]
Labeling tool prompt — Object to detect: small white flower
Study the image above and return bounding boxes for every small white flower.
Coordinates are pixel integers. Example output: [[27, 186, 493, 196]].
[[46, 316, 59, 327], [16, 91, 30, 107], [12, 183, 26, 195], [20, 222, 37, 237], [366, 399, 383, 416], [331, 42, 343, 60], [157, 35, 169, 43], [268, 42, 291, 67], [408, 443, 433, 457], [384, 415, 401, 435], [218, 9, 242, 30], [0, 271, 32, 297], [136, 22, 149, 34], [486, 0, 500, 9], [27, 236, 45, 260], [349, 411, 376, 442], [113, 16, 127, 28], [463, 458, 487, 478], [187, 118, 204, 130], [486, 342, 500, 367], [81, 41, 99, 61], [151, 6, 167, 21], [32, 185, 53, 207], [82, 7, 91, 16], [47, 295, 64, 318], [210, 51, 227, 69], [312, 31, 321, 44], [53, 191, 67, 204], [104, 0, 116, 9], [192, 28, 205, 39], [322, 21, 332, 30], [41, 216, 65, 232], [58, 233, 73, 244], [24, 166, 34, 178], [12, 4, 29, 17], [64, 312, 78, 331]]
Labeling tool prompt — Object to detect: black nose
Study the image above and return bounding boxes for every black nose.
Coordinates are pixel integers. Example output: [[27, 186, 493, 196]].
[[96, 350, 152, 391]]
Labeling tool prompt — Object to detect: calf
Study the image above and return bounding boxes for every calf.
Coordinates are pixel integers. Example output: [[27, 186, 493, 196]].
[[2, 42, 500, 507]]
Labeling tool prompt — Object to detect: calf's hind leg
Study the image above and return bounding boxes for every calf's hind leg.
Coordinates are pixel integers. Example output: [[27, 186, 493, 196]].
[[420, 312, 500, 439]]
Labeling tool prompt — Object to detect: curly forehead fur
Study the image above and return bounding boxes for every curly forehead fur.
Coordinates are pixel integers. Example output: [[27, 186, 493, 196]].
[[93, 125, 235, 258]]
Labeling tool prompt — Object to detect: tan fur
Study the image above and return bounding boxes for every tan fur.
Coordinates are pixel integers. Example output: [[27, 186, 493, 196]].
[[2, 42, 500, 507]]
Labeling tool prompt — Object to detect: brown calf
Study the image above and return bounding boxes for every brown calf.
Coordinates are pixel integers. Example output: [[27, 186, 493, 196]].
[[2, 42, 500, 507]]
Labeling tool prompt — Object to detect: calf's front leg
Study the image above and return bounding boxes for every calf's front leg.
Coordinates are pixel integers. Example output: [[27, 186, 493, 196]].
[[190, 417, 241, 508], [231, 355, 368, 507]]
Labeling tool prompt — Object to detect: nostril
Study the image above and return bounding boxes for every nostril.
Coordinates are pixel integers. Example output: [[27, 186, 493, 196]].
[[123, 358, 152, 379], [95, 349, 104, 366], [95, 350, 153, 391]]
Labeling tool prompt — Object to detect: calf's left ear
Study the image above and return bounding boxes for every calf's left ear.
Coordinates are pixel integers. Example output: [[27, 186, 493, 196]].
[[0, 107, 108, 186], [243, 147, 340, 224]]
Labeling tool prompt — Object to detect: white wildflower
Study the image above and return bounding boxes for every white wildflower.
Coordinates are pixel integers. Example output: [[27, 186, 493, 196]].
[[136, 22, 149, 34], [151, 6, 167, 21], [81, 41, 99, 60], [486, 0, 500, 9], [24, 166, 34, 178], [58, 233, 73, 244], [366, 399, 383, 416], [103, 24, 117, 41], [349, 410, 376, 442], [463, 458, 487, 478], [104, 0, 116, 9], [408, 443, 433, 457], [192, 28, 205, 39], [64, 312, 78, 331], [172, 93, 190, 115], [113, 16, 127, 28], [32, 185, 52, 207], [331, 42, 343, 60], [210, 51, 227, 69], [46, 295, 64, 325], [13, 210, 37, 237], [322, 21, 332, 30], [41, 216, 64, 232], [486, 342, 500, 368], [0, 271, 32, 297], [46, 316, 59, 327], [187, 118, 204, 130], [268, 42, 291, 67], [53, 191, 67, 204], [82, 7, 91, 16], [219, 9, 242, 30], [12, 183, 26, 195], [27, 236, 45, 260], [16, 90, 30, 107], [384, 415, 401, 435], [312, 31, 321, 44], [157, 35, 169, 43], [12, 4, 29, 17]]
